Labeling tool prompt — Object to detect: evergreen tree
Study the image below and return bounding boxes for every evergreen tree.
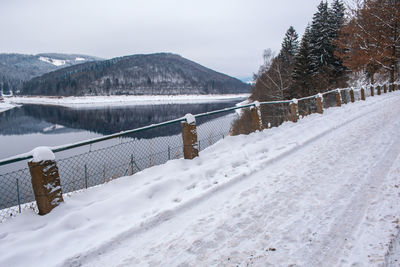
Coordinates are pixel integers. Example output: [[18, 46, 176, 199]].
[[292, 26, 314, 96], [279, 26, 299, 67], [309, 1, 332, 75], [329, 0, 346, 80]]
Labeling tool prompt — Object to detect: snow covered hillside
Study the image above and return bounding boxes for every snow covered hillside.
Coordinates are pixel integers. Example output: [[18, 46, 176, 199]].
[[1, 91, 400, 267]]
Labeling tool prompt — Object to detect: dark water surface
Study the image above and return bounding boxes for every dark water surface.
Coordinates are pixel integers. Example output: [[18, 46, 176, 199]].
[[0, 100, 242, 159]]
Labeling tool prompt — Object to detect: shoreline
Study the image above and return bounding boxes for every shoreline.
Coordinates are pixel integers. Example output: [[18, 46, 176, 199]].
[[7, 94, 249, 108]]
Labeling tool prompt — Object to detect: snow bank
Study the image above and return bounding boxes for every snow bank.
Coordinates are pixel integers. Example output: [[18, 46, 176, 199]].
[[183, 113, 196, 124], [30, 146, 55, 162], [1, 91, 400, 267], [8, 94, 250, 107], [0, 98, 18, 113]]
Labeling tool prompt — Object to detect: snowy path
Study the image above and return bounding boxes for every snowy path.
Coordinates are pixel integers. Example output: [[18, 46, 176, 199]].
[[68, 93, 400, 266], [1, 92, 400, 267]]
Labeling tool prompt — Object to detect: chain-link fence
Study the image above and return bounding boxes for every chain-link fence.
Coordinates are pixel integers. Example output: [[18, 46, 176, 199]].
[[0, 84, 397, 222]]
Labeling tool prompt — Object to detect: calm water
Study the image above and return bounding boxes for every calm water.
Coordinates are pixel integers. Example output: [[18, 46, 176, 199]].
[[0, 100, 242, 159]]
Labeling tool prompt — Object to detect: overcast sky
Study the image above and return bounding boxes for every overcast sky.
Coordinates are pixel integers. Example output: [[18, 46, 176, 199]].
[[0, 0, 323, 79]]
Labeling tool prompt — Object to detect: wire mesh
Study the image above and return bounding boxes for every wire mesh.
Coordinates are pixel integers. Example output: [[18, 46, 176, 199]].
[[196, 111, 238, 152], [259, 102, 290, 128], [0, 167, 37, 222], [298, 97, 318, 118], [56, 121, 184, 195], [340, 90, 350, 104], [323, 91, 339, 109]]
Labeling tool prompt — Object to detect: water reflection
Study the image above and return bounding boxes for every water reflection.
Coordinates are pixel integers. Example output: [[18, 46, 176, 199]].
[[0, 101, 241, 136]]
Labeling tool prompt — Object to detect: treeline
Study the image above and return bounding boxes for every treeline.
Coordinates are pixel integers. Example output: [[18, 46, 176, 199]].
[[21, 53, 251, 96], [250, 0, 399, 103]]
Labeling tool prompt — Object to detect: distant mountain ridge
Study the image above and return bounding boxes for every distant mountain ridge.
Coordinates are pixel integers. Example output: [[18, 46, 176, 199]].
[[0, 53, 101, 94], [20, 53, 251, 96]]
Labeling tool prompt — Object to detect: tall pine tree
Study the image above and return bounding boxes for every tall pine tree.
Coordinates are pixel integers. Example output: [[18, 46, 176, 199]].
[[329, 0, 346, 83], [309, 1, 331, 75], [279, 26, 299, 67], [292, 26, 314, 97]]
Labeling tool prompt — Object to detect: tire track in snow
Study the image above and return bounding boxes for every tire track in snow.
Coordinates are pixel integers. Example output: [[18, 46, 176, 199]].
[[306, 120, 400, 266]]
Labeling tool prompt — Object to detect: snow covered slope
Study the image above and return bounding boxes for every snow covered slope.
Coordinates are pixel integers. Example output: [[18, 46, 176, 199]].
[[1, 92, 400, 267]]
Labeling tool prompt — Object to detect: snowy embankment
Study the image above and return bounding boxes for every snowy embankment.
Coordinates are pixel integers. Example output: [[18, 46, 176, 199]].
[[0, 98, 18, 113], [1, 92, 400, 267], [8, 94, 249, 107]]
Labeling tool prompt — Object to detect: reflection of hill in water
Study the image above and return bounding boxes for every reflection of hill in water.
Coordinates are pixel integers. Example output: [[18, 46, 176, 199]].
[[0, 101, 239, 138], [0, 107, 79, 135]]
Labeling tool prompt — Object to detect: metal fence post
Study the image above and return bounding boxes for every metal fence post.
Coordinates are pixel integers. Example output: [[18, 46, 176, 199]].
[[370, 85, 374, 96], [27, 147, 64, 215], [361, 88, 366, 100], [384, 84, 387, 93], [181, 114, 199, 160], [335, 90, 342, 107], [16, 178, 21, 213], [84, 164, 88, 188], [350, 89, 355, 103], [377, 85, 381, 95]]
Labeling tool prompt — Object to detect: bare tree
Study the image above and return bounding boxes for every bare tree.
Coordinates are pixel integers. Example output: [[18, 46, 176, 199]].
[[336, 0, 400, 84]]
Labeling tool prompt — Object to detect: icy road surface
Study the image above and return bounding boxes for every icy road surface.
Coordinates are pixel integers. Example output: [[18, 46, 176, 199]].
[[1, 91, 400, 267]]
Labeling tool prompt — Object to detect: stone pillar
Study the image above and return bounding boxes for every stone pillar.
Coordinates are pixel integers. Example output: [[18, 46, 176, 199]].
[[250, 102, 263, 132], [389, 83, 393, 92], [335, 90, 342, 107], [377, 85, 381, 95], [350, 89, 355, 103], [316, 94, 323, 114], [289, 100, 299, 122], [384, 84, 387, 93], [181, 114, 199, 160], [28, 147, 63, 215], [361, 88, 366, 101], [370, 85, 374, 96]]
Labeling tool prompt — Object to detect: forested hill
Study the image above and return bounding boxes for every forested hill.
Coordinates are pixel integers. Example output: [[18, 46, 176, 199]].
[[0, 53, 101, 94], [20, 53, 251, 96]]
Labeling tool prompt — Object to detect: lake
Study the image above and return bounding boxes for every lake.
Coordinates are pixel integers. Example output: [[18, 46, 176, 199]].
[[0, 100, 243, 160]]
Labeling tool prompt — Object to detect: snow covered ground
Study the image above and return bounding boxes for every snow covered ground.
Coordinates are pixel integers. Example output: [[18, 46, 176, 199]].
[[1, 91, 400, 267], [0, 99, 18, 113], [8, 94, 249, 108]]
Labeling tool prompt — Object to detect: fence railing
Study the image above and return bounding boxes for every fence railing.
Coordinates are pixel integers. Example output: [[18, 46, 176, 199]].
[[0, 83, 398, 222]]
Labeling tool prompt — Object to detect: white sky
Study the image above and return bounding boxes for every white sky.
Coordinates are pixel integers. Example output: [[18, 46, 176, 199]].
[[0, 0, 323, 79]]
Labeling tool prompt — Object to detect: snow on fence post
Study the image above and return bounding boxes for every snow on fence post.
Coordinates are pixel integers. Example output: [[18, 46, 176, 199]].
[[289, 99, 299, 122], [370, 85, 374, 96], [335, 90, 342, 107], [377, 85, 381, 95], [350, 89, 355, 103], [250, 101, 263, 132], [27, 147, 64, 215], [181, 113, 199, 160], [316, 93, 323, 114], [384, 84, 387, 93], [361, 88, 366, 100]]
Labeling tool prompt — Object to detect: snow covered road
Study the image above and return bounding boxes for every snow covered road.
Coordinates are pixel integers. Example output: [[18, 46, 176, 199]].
[[1, 92, 400, 267]]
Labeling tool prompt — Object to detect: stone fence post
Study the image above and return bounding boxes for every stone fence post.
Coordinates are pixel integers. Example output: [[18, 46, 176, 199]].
[[28, 147, 64, 215], [250, 101, 263, 132], [316, 93, 323, 114], [361, 88, 366, 100], [335, 90, 342, 107], [289, 99, 299, 122], [181, 114, 199, 160]]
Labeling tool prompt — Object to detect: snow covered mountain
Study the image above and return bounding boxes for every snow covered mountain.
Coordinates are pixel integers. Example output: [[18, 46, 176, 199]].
[[0, 53, 101, 93], [21, 53, 251, 96]]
